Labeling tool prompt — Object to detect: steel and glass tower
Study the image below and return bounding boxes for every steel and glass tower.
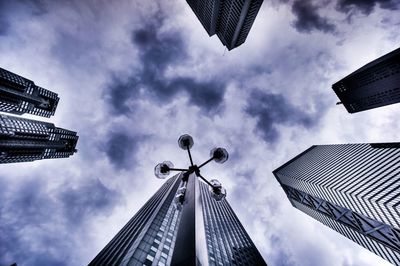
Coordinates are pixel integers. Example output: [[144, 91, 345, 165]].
[[90, 135, 267, 266], [273, 143, 400, 265], [90, 174, 266, 266], [333, 47, 400, 113], [0, 114, 78, 163], [0, 67, 59, 117], [186, 0, 264, 50]]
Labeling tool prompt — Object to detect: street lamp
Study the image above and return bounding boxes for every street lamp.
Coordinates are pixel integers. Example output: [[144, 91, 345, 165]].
[[154, 134, 228, 202]]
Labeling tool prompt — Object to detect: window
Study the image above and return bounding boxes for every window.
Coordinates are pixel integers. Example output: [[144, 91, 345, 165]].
[[143, 259, 152, 266], [159, 257, 167, 264], [149, 250, 156, 257]]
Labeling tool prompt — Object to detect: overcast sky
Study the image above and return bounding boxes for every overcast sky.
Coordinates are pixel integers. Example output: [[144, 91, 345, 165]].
[[0, 0, 400, 265]]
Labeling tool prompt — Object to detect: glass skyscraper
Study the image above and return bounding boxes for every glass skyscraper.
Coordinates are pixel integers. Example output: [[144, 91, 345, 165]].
[[273, 143, 400, 265], [89, 173, 267, 265], [0, 67, 59, 117], [0, 114, 78, 163], [332, 46, 400, 113], [186, 0, 264, 50]]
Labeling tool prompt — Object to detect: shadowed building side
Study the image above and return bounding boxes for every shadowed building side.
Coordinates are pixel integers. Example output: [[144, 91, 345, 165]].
[[0, 67, 59, 117], [89, 175, 183, 266], [0, 114, 78, 163], [333, 47, 400, 113], [274, 143, 400, 265], [186, 0, 263, 50], [216, 0, 263, 50], [187, 0, 221, 36]]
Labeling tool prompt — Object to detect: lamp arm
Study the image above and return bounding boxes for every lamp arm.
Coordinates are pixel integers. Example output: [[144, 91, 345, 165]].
[[198, 157, 214, 169], [197, 173, 215, 188], [187, 146, 194, 166], [169, 168, 190, 172]]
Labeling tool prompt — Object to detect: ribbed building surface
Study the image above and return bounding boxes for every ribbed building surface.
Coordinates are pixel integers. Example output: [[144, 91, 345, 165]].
[[199, 181, 266, 265], [333, 47, 400, 113], [273, 143, 400, 265], [90, 174, 267, 266], [186, 0, 263, 50], [0, 67, 59, 117], [186, 0, 221, 36], [0, 114, 78, 163]]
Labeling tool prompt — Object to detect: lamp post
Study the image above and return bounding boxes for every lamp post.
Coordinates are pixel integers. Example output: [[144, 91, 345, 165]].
[[154, 134, 229, 265]]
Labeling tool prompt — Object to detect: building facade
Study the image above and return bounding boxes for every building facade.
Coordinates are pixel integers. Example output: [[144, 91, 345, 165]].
[[273, 143, 400, 265], [0, 114, 78, 163], [186, 0, 263, 50], [89, 173, 267, 266], [332, 47, 400, 113], [0, 67, 59, 117], [199, 181, 266, 265]]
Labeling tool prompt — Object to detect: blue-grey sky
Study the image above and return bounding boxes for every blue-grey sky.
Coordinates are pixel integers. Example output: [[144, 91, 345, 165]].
[[0, 1, 399, 265]]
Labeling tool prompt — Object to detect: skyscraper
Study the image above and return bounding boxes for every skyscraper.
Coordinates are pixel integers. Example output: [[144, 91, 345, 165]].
[[89, 173, 267, 265], [332, 47, 400, 113], [187, 0, 264, 50], [273, 143, 400, 265], [0, 114, 78, 163], [0, 67, 59, 117]]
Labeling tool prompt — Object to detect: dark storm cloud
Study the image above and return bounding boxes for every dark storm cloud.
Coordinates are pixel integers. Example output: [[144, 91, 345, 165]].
[[277, 0, 400, 34], [0, 19, 9, 36], [0, 0, 47, 18], [246, 90, 316, 144], [0, 2, 11, 36], [104, 132, 143, 169], [169, 77, 225, 109], [336, 0, 400, 15], [291, 0, 336, 33], [59, 178, 120, 224], [0, 176, 119, 266], [0, 0, 48, 36], [104, 12, 226, 115], [0, 178, 69, 266], [0, 1, 10, 36]]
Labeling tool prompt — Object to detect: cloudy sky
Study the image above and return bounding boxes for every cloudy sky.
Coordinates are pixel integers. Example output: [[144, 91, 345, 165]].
[[0, 0, 400, 265]]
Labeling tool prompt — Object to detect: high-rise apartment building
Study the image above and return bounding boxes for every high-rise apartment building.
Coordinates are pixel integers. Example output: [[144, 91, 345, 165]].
[[273, 143, 400, 265], [89, 173, 267, 266], [0, 67, 59, 117], [332, 47, 400, 113], [0, 114, 78, 163], [187, 0, 263, 50]]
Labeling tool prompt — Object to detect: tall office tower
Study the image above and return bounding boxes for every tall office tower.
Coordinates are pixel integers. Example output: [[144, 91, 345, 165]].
[[332, 47, 400, 113], [0, 67, 59, 117], [187, 0, 263, 50], [90, 173, 267, 266], [0, 114, 78, 163], [273, 143, 400, 265]]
